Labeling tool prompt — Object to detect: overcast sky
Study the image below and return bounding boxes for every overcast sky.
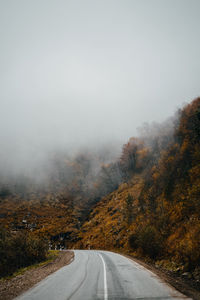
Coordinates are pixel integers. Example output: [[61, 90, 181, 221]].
[[0, 0, 200, 171]]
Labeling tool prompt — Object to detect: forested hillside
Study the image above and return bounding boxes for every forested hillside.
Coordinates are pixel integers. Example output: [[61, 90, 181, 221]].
[[0, 146, 121, 246], [75, 98, 200, 278], [1, 97, 200, 279], [0, 146, 122, 276]]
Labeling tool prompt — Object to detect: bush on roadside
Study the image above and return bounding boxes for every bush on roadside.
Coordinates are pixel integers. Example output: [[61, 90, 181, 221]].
[[0, 228, 48, 277], [129, 225, 164, 259]]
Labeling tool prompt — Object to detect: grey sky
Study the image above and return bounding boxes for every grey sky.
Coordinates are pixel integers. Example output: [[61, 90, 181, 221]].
[[0, 0, 200, 171]]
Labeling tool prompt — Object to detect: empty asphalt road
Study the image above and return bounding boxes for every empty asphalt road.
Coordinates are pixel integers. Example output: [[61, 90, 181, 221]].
[[15, 250, 190, 300]]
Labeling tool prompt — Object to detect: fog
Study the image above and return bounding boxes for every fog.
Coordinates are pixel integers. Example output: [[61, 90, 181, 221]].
[[0, 0, 200, 176]]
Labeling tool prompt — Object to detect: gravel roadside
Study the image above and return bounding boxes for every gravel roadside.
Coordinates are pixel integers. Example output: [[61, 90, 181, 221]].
[[0, 250, 74, 300], [126, 255, 200, 300]]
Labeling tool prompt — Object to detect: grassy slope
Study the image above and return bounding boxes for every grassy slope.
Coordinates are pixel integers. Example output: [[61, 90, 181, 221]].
[[75, 175, 144, 251]]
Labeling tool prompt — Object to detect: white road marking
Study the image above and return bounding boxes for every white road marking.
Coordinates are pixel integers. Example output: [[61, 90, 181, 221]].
[[98, 253, 108, 300]]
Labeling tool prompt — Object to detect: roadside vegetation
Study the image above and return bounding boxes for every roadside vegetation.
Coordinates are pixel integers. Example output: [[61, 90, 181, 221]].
[[0, 229, 49, 277], [5, 250, 60, 280]]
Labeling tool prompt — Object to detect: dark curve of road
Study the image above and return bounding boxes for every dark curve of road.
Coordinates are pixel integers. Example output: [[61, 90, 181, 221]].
[[15, 250, 192, 300]]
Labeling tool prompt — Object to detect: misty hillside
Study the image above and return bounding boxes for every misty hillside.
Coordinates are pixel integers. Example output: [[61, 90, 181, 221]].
[[0, 146, 121, 237], [1, 97, 200, 281], [1, 4, 200, 299], [74, 98, 200, 278]]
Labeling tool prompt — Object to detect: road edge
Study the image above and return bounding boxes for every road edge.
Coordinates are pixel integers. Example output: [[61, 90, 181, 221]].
[[123, 254, 199, 300], [0, 250, 74, 300]]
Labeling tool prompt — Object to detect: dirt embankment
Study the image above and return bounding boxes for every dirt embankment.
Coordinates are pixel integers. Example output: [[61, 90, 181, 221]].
[[0, 250, 74, 300]]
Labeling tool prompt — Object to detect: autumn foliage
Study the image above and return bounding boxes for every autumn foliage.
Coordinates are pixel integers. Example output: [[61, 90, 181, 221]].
[[0, 97, 200, 278], [75, 98, 200, 276]]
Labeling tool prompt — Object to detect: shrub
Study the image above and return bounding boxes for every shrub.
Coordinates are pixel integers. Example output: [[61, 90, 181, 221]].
[[128, 233, 137, 249], [0, 228, 48, 277], [129, 225, 164, 259]]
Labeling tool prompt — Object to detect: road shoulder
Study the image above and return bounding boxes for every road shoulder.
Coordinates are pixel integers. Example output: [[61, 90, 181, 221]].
[[125, 254, 200, 300], [0, 250, 74, 300]]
